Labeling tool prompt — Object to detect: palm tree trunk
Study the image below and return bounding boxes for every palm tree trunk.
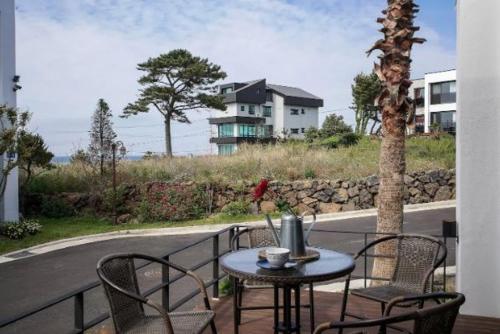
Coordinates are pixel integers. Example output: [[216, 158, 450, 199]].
[[369, 0, 425, 282], [164, 117, 173, 157]]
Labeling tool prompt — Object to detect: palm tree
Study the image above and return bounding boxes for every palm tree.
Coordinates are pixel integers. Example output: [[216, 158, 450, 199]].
[[368, 0, 425, 281]]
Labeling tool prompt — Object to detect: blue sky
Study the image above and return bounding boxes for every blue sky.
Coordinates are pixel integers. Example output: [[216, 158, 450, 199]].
[[15, 0, 457, 156]]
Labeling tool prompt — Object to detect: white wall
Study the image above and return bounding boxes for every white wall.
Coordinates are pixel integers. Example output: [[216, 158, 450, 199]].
[[457, 0, 500, 318], [0, 0, 19, 222], [281, 105, 318, 138], [424, 70, 456, 132]]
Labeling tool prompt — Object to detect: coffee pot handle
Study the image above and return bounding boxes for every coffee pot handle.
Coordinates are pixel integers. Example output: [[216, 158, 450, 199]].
[[304, 211, 317, 246]]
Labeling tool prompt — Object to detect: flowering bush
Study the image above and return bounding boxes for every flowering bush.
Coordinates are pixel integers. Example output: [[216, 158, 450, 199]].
[[139, 183, 207, 222], [0, 219, 42, 240], [221, 200, 250, 216]]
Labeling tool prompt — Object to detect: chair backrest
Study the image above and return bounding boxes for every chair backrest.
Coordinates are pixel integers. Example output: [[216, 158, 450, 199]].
[[390, 234, 445, 293], [413, 293, 465, 334], [247, 226, 279, 248], [97, 256, 144, 333]]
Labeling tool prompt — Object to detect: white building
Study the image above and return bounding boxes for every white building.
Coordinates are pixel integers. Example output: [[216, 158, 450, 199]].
[[209, 79, 323, 155], [0, 0, 19, 222], [409, 69, 456, 134]]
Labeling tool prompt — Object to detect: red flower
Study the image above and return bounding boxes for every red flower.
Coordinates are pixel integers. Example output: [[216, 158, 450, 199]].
[[253, 179, 269, 201]]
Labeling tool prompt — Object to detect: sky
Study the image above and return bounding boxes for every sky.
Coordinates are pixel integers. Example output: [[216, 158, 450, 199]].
[[15, 0, 457, 156]]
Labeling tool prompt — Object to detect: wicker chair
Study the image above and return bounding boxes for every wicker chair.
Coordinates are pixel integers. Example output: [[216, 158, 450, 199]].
[[340, 234, 447, 322], [314, 292, 465, 334], [231, 226, 316, 332], [97, 253, 217, 334]]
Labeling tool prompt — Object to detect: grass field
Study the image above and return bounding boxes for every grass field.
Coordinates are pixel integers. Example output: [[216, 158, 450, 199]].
[[0, 213, 277, 255], [27, 135, 455, 194]]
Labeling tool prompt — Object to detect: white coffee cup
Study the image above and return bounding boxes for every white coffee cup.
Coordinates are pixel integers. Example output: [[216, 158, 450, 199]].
[[266, 247, 290, 268]]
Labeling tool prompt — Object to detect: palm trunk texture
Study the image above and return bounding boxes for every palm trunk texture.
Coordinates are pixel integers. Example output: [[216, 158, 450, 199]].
[[370, 0, 425, 282]]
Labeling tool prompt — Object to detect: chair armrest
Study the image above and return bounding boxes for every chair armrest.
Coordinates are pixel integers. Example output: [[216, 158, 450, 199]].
[[313, 312, 416, 333], [384, 292, 456, 316], [185, 270, 213, 311], [231, 228, 249, 251], [145, 300, 175, 334]]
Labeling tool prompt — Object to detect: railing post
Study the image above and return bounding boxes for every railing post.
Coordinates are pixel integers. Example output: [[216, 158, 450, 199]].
[[364, 233, 368, 288], [162, 256, 170, 312], [443, 236, 447, 291], [213, 234, 220, 298], [74, 292, 84, 333], [229, 226, 235, 251]]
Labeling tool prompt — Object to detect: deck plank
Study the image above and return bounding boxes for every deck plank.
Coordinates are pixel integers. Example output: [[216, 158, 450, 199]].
[[210, 289, 500, 333]]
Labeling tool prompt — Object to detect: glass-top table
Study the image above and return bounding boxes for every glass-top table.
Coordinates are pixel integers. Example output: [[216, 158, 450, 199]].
[[221, 247, 355, 334]]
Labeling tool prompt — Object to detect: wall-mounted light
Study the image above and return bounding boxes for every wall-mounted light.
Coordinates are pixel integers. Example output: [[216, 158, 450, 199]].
[[12, 75, 22, 92], [13, 75, 20, 82], [13, 84, 22, 92]]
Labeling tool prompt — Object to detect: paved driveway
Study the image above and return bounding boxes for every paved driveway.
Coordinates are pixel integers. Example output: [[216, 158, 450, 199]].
[[0, 207, 455, 333]]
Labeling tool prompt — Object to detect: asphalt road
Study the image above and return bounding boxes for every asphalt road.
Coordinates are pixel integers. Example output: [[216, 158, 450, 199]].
[[0, 207, 455, 333]]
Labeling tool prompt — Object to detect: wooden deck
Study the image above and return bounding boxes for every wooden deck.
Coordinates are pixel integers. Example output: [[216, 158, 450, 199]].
[[210, 289, 500, 333]]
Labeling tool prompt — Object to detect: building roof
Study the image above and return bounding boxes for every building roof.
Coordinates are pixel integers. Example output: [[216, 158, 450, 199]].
[[266, 83, 322, 100]]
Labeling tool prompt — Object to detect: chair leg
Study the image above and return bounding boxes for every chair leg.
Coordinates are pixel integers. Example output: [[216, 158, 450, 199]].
[[380, 302, 386, 315], [340, 279, 350, 321], [210, 319, 218, 334], [309, 282, 315, 334], [237, 283, 243, 325]]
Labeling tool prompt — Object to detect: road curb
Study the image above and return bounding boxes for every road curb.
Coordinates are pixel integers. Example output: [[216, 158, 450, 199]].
[[0, 200, 455, 263]]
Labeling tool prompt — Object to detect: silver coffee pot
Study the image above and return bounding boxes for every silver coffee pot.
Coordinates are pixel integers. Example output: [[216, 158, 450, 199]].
[[265, 210, 317, 257]]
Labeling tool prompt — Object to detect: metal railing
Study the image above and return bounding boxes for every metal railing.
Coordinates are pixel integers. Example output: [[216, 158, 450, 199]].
[[0, 225, 245, 334], [0, 223, 457, 333]]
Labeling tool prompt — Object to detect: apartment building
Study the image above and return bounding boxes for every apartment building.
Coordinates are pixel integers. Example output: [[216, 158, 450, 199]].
[[409, 69, 457, 134], [209, 79, 323, 155]]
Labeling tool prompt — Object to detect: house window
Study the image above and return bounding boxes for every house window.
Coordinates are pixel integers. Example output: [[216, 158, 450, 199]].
[[221, 87, 233, 94], [263, 106, 272, 117], [239, 124, 256, 137], [266, 91, 273, 102], [218, 124, 234, 137], [240, 105, 245, 112], [290, 108, 299, 115], [301, 128, 305, 133], [301, 109, 305, 114], [218, 144, 235, 156], [414, 87, 425, 107], [249, 105, 255, 115], [290, 128, 299, 134], [431, 81, 456, 105], [430, 111, 456, 133]]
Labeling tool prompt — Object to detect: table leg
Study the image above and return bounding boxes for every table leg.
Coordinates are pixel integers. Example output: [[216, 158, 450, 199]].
[[294, 286, 301, 334], [283, 286, 292, 334], [274, 285, 279, 334], [232, 277, 239, 334]]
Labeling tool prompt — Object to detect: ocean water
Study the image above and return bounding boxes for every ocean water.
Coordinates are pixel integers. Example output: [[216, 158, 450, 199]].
[[52, 156, 143, 164]]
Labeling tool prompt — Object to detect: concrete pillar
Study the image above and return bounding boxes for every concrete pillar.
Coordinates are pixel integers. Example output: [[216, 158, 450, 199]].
[[0, 0, 19, 222], [456, 0, 500, 317]]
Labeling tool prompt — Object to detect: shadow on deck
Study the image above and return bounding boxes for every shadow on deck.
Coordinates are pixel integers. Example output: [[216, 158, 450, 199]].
[[210, 289, 500, 333]]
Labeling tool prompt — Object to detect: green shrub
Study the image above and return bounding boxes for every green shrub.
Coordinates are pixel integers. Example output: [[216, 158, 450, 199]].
[[304, 167, 316, 179], [40, 196, 75, 218], [1, 222, 26, 240], [317, 133, 361, 150], [221, 200, 250, 216], [140, 183, 208, 222], [218, 277, 233, 296], [0, 219, 42, 240], [102, 185, 128, 215], [23, 219, 43, 235]]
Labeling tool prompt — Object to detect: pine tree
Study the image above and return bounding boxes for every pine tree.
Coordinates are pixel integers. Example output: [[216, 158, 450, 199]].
[[88, 99, 116, 175], [122, 49, 227, 157]]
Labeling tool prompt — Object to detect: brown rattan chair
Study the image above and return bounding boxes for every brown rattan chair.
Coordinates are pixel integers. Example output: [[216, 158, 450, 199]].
[[314, 292, 465, 334], [340, 234, 447, 322], [97, 253, 217, 334], [231, 226, 316, 332]]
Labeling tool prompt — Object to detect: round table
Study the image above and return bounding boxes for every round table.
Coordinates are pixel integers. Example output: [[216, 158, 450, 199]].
[[221, 247, 355, 334]]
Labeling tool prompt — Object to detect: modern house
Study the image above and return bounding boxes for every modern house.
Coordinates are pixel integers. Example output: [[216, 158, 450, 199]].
[[0, 0, 19, 222], [409, 69, 456, 134], [209, 79, 323, 155]]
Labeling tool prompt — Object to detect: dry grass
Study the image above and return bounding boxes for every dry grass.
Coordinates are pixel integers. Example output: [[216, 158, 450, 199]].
[[28, 135, 455, 194]]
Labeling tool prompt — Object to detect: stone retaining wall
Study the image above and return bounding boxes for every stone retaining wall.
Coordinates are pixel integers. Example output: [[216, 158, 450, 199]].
[[41, 169, 455, 220]]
